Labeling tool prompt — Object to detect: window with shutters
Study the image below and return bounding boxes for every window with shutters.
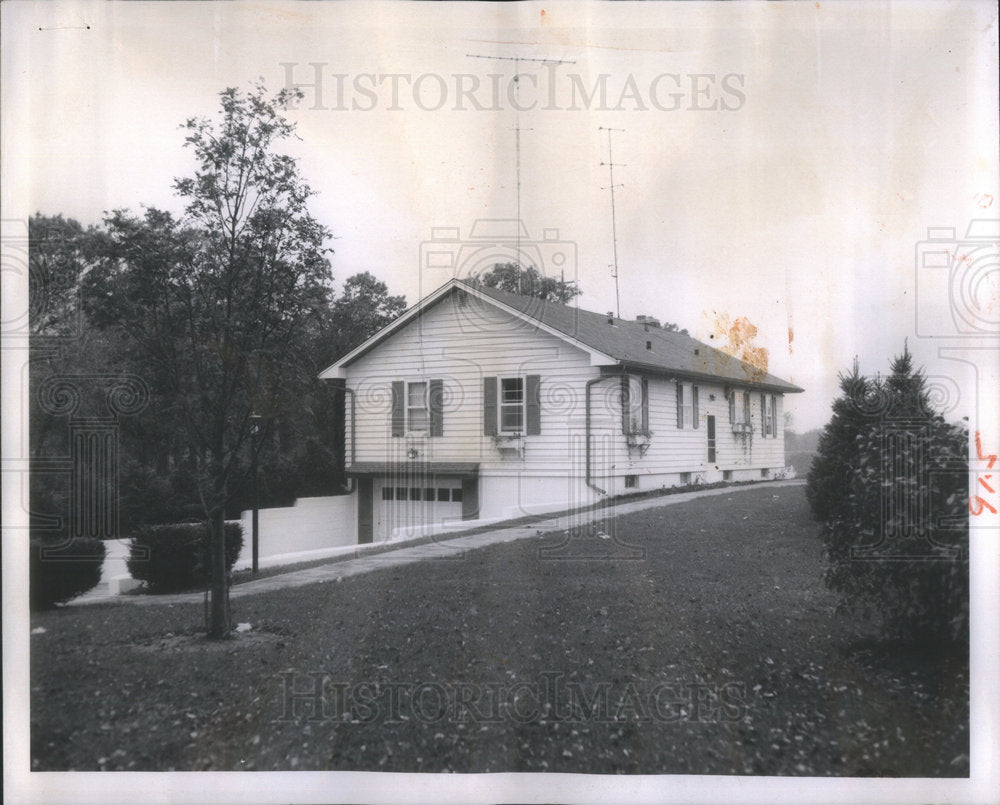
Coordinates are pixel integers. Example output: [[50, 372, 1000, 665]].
[[391, 378, 443, 437], [729, 388, 752, 433], [500, 378, 524, 432], [484, 375, 541, 436], [407, 381, 428, 432], [770, 394, 778, 437]]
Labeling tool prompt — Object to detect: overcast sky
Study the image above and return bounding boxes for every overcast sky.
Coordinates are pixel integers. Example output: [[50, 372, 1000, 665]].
[[2, 4, 999, 804], [3, 0, 997, 432]]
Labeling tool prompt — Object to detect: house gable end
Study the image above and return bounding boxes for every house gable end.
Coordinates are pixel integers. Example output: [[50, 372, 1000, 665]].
[[319, 279, 615, 378]]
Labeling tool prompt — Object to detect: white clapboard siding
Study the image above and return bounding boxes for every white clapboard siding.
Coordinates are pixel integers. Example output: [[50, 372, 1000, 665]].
[[347, 292, 597, 470], [588, 376, 787, 478], [344, 293, 788, 478]]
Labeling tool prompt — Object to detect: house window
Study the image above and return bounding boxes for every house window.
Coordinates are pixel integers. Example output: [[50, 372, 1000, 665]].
[[770, 394, 778, 437], [437, 488, 450, 502], [624, 474, 638, 489], [730, 390, 750, 430], [484, 375, 540, 436], [729, 391, 750, 426], [692, 385, 700, 430], [622, 375, 648, 434], [382, 487, 394, 501], [723, 470, 733, 481], [392, 379, 443, 437], [407, 381, 429, 432], [680, 472, 692, 485], [500, 377, 524, 432]]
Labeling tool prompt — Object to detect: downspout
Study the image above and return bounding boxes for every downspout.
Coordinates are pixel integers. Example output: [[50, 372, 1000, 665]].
[[342, 386, 356, 493], [585, 374, 621, 496]]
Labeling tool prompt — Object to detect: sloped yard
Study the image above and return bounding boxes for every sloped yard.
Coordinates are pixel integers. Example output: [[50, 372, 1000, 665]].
[[30, 484, 968, 774]]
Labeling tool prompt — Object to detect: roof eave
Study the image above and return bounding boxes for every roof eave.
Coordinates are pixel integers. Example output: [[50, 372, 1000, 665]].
[[616, 360, 803, 393], [318, 279, 462, 379]]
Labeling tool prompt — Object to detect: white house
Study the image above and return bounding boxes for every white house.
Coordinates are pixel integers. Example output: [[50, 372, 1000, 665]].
[[320, 278, 803, 543]]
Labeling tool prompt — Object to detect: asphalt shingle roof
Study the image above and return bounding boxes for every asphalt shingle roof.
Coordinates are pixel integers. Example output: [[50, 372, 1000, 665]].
[[470, 282, 803, 393]]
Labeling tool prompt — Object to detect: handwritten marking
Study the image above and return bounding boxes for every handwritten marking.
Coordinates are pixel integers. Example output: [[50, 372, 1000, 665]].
[[970, 431, 998, 515]]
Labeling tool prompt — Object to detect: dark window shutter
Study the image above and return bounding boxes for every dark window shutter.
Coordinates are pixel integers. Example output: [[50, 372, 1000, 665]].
[[771, 394, 777, 437], [483, 376, 497, 436], [728, 391, 735, 424], [641, 377, 649, 433], [525, 374, 541, 436], [621, 375, 630, 434], [743, 392, 750, 425], [692, 385, 700, 429], [676, 382, 684, 429], [428, 379, 444, 437], [760, 393, 767, 436], [391, 381, 404, 437]]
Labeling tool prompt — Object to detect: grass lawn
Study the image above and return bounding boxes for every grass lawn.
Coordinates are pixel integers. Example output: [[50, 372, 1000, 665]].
[[30, 484, 968, 774]]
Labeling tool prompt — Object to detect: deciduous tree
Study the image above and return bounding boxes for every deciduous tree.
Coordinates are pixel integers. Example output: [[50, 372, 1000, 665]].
[[472, 262, 582, 304], [87, 84, 333, 637]]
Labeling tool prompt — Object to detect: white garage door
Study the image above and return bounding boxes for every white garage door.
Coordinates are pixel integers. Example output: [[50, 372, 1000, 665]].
[[374, 478, 464, 541]]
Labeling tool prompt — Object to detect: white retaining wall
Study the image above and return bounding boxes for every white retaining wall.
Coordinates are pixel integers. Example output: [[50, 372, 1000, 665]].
[[235, 494, 358, 568]]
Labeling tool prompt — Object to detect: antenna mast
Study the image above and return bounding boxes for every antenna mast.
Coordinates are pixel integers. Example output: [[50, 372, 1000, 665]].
[[467, 53, 575, 293], [599, 126, 625, 319]]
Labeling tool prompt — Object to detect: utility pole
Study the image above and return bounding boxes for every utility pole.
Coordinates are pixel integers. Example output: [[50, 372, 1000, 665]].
[[249, 413, 261, 574], [599, 126, 625, 319], [467, 53, 575, 293]]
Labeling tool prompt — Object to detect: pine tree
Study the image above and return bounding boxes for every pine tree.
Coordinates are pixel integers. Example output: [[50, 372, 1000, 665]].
[[810, 347, 968, 647], [806, 358, 877, 522]]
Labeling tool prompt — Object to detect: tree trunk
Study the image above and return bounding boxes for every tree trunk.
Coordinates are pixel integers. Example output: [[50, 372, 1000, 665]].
[[207, 506, 230, 638]]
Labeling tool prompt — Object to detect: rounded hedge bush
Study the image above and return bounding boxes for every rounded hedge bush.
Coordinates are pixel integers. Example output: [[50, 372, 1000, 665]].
[[30, 537, 106, 610], [127, 522, 243, 592]]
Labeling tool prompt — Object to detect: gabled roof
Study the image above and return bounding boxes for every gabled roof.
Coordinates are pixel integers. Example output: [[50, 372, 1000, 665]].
[[320, 278, 803, 393]]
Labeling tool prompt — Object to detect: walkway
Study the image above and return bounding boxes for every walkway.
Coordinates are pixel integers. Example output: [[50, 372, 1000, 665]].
[[72, 480, 805, 607]]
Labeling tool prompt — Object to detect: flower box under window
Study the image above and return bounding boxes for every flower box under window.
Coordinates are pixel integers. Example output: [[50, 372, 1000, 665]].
[[491, 432, 524, 457]]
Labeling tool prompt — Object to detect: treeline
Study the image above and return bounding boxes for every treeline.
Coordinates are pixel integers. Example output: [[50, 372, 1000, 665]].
[[28, 84, 410, 632], [29, 213, 404, 536]]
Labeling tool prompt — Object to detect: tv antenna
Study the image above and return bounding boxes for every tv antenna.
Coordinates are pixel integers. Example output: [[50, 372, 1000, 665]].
[[600, 126, 625, 319], [467, 53, 576, 292]]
